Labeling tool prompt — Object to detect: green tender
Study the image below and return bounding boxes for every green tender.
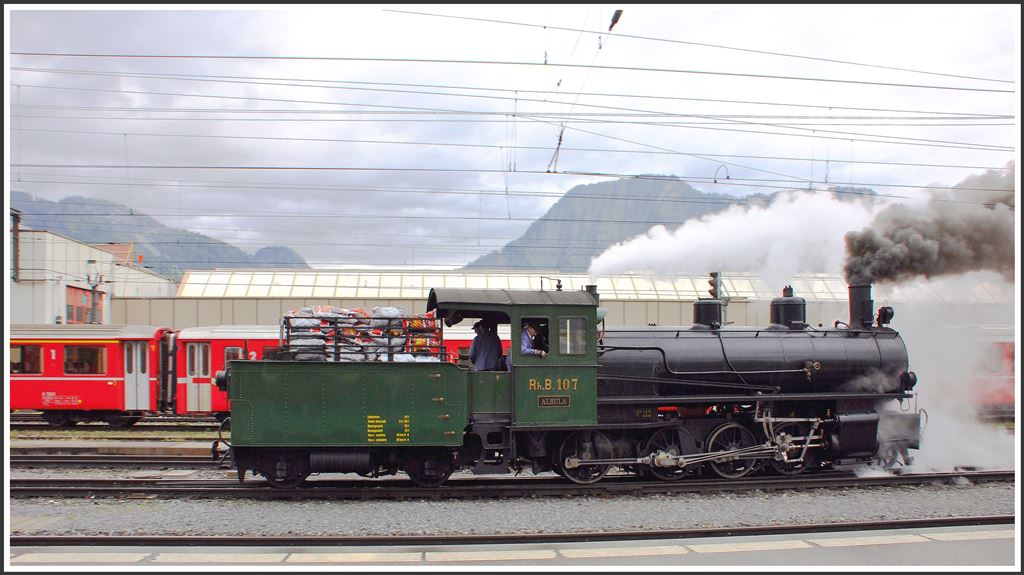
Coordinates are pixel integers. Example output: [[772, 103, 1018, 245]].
[[228, 361, 468, 447]]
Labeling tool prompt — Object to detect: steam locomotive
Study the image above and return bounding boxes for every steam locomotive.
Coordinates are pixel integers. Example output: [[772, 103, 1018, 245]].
[[217, 283, 924, 487]]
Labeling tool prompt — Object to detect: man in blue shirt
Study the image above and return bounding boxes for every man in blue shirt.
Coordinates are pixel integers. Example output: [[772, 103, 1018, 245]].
[[469, 320, 503, 371], [521, 321, 548, 359]]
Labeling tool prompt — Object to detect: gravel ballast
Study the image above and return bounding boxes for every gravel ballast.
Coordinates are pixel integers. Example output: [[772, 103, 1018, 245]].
[[8, 472, 1015, 537]]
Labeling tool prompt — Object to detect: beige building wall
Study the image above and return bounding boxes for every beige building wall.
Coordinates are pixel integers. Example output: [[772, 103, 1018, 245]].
[[112, 296, 854, 330]]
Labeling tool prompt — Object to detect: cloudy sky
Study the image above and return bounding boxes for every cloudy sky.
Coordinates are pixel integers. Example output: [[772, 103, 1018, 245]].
[[5, 4, 1019, 270]]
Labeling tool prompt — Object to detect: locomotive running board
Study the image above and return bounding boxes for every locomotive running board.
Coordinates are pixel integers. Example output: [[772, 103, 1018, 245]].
[[597, 391, 913, 404]]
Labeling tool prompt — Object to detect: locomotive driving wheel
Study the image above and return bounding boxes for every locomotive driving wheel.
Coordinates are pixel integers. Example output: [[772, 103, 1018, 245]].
[[557, 430, 612, 485], [705, 421, 759, 479], [642, 427, 698, 481], [769, 422, 816, 475]]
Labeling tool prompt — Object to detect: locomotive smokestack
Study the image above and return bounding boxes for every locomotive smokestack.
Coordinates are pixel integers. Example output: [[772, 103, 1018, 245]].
[[848, 285, 874, 329]]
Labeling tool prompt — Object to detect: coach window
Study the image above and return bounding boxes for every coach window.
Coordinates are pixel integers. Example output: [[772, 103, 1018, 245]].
[[225, 347, 244, 363], [64, 345, 106, 374], [138, 343, 147, 373], [559, 317, 588, 355], [10, 345, 42, 374]]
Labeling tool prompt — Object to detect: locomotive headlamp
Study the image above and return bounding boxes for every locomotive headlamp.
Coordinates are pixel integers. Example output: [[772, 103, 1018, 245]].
[[900, 371, 918, 391]]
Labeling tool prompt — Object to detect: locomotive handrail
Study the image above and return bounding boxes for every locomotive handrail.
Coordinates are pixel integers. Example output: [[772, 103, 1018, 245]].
[[596, 374, 778, 392], [596, 391, 915, 404], [602, 326, 894, 337]]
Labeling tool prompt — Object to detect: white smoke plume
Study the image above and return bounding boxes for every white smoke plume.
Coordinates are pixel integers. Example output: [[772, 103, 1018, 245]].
[[844, 162, 1015, 285], [588, 189, 880, 286], [886, 289, 1015, 472]]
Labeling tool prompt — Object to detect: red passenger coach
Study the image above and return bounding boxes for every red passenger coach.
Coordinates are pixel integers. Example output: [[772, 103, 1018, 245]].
[[9, 324, 173, 427], [172, 325, 281, 420]]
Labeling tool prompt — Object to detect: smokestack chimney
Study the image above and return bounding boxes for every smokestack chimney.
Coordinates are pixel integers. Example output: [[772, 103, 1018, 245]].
[[848, 285, 874, 329]]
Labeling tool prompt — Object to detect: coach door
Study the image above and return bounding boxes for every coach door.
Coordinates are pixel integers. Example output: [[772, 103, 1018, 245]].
[[123, 341, 150, 410], [185, 342, 211, 412]]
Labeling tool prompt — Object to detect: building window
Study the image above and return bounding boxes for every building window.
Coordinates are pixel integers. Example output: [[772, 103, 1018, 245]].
[[64, 345, 107, 374], [10, 345, 42, 374], [66, 286, 103, 324], [559, 317, 589, 355]]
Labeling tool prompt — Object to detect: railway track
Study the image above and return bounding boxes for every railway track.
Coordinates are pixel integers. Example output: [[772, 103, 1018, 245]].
[[9, 412, 221, 431], [10, 453, 227, 468], [9, 470, 1013, 500], [10, 514, 1014, 547]]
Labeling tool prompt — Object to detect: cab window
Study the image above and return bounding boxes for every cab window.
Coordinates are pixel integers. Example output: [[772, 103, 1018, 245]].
[[520, 317, 549, 356], [559, 317, 588, 355]]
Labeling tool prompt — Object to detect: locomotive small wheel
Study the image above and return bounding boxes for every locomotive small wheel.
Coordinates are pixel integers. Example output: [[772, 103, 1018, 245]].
[[557, 431, 612, 485], [264, 472, 309, 489], [769, 422, 816, 476], [404, 456, 454, 488], [642, 427, 697, 481], [705, 422, 758, 479], [262, 455, 310, 489]]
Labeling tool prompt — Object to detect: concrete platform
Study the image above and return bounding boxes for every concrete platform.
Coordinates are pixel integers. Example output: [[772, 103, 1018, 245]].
[[9, 439, 216, 456]]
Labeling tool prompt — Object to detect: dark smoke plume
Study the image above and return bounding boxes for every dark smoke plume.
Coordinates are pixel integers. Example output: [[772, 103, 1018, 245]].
[[843, 162, 1015, 285]]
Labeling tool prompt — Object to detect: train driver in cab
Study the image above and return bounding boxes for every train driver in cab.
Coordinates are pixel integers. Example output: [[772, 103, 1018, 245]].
[[521, 321, 548, 359]]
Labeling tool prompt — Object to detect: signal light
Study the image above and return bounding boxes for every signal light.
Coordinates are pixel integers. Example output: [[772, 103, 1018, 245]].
[[708, 272, 721, 299]]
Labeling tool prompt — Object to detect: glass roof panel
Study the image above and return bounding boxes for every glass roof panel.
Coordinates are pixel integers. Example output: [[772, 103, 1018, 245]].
[[508, 276, 531, 290], [179, 283, 204, 297], [465, 275, 488, 289]]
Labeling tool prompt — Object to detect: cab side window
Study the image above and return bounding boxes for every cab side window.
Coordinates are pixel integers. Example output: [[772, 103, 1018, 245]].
[[559, 317, 588, 355], [520, 317, 549, 355]]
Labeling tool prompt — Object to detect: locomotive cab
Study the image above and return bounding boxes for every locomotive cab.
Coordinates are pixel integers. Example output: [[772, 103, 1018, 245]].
[[427, 286, 602, 474]]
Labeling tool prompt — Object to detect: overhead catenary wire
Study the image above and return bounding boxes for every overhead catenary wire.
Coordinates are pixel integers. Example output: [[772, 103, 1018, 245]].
[[10, 51, 1016, 94], [11, 81, 1012, 153], [11, 164, 1014, 199], [383, 9, 1015, 85], [8, 131, 1014, 173], [12, 65, 1011, 118]]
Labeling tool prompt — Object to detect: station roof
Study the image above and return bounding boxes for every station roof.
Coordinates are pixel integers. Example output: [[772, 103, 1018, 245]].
[[175, 269, 1014, 304]]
